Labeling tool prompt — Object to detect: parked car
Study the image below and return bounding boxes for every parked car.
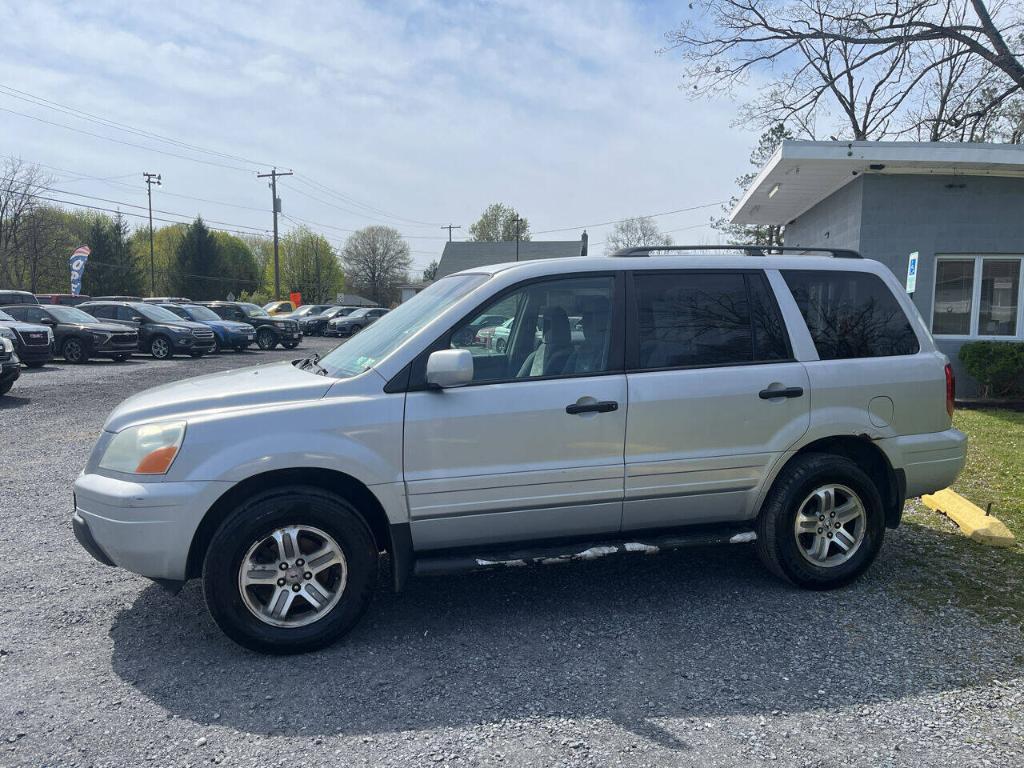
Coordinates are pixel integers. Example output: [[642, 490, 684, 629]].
[[286, 304, 336, 319], [144, 296, 192, 304], [263, 300, 294, 316], [201, 302, 302, 350], [2, 304, 138, 363], [297, 306, 357, 337], [79, 301, 216, 359], [159, 303, 256, 352], [324, 307, 389, 337], [35, 293, 91, 306], [91, 296, 143, 302], [452, 313, 509, 347], [0, 290, 39, 306], [0, 308, 53, 367], [0, 335, 20, 395], [72, 248, 967, 654]]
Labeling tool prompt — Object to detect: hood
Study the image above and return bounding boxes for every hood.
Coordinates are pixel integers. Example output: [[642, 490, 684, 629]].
[[164, 320, 210, 332], [104, 360, 333, 432], [202, 319, 252, 331], [0, 319, 50, 333]]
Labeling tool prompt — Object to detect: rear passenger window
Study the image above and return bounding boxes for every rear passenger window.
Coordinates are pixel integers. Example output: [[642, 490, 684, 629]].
[[783, 270, 920, 359], [633, 272, 789, 370]]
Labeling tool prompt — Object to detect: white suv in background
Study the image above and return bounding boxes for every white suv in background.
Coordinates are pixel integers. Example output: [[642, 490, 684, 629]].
[[72, 247, 967, 653]]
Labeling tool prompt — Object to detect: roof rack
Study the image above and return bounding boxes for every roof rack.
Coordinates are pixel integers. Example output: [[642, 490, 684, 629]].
[[610, 245, 862, 259]]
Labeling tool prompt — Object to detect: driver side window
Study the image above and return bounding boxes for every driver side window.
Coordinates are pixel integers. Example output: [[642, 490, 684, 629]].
[[449, 275, 615, 383]]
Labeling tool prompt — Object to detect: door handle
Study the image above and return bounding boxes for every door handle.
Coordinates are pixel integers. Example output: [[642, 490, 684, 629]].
[[566, 400, 618, 415], [758, 386, 804, 400]]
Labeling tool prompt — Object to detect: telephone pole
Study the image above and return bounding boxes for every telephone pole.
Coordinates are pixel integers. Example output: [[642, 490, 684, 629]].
[[143, 172, 161, 296], [256, 168, 293, 299], [441, 223, 461, 242], [513, 215, 522, 261]]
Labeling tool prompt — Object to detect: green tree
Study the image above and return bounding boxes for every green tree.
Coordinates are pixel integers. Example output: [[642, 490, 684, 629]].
[[81, 214, 143, 296], [422, 259, 439, 281], [170, 217, 223, 300], [468, 203, 531, 242], [712, 124, 792, 247], [130, 223, 187, 296], [214, 231, 261, 299], [266, 226, 344, 303]]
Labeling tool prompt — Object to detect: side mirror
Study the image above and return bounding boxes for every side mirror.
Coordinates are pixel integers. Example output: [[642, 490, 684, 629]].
[[426, 349, 473, 389], [39, 316, 57, 325], [131, 316, 144, 323]]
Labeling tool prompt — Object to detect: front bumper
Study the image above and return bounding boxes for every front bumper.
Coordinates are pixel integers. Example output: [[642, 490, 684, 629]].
[[171, 335, 216, 353], [16, 342, 53, 364], [93, 337, 139, 356], [72, 472, 232, 580], [876, 428, 968, 498], [1, 359, 20, 386]]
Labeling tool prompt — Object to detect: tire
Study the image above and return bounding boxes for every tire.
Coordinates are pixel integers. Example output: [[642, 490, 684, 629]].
[[149, 335, 173, 360], [202, 486, 378, 654], [212, 337, 221, 354], [495, 338, 507, 353], [755, 453, 885, 590], [62, 336, 88, 364], [256, 328, 277, 350]]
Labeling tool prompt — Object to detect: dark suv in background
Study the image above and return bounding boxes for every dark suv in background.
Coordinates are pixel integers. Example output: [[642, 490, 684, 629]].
[[0, 290, 39, 306], [159, 303, 256, 352], [80, 301, 216, 359], [201, 301, 301, 350], [3, 304, 138, 363], [0, 308, 54, 367]]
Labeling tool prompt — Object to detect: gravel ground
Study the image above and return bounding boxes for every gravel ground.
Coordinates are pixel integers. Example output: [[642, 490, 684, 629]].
[[1, 338, 1022, 767]]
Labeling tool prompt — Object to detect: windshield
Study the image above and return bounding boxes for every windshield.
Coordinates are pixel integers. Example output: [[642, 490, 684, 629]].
[[182, 305, 221, 322], [319, 274, 488, 378], [48, 306, 97, 323], [0, 309, 13, 321], [241, 303, 270, 318], [132, 303, 184, 323]]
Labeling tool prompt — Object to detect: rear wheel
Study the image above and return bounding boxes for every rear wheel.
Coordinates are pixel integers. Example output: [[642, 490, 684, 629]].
[[256, 328, 277, 350], [202, 486, 378, 654], [755, 453, 884, 590], [62, 337, 88, 364], [149, 335, 172, 360]]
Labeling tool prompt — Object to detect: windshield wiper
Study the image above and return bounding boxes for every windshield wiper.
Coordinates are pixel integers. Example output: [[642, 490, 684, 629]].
[[298, 353, 328, 376]]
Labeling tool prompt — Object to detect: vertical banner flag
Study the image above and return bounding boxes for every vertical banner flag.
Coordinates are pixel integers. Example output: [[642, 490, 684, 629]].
[[70, 245, 91, 296]]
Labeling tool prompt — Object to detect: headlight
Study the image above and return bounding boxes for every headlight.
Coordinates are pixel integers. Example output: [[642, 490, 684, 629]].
[[99, 421, 186, 475], [0, 327, 14, 340], [46, 328, 54, 342], [91, 331, 110, 342], [0, 337, 12, 353]]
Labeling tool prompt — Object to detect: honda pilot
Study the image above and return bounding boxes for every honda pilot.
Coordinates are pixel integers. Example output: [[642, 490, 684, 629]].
[[72, 248, 967, 654]]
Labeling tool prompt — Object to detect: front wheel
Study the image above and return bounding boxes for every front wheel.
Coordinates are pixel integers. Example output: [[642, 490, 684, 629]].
[[755, 453, 885, 590], [256, 328, 277, 350], [62, 337, 89, 364], [202, 486, 378, 654], [149, 336, 172, 360]]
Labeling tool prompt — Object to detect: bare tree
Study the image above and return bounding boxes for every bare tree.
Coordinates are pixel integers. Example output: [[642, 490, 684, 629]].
[[341, 225, 412, 305], [0, 157, 50, 287], [666, 0, 1024, 141], [605, 217, 673, 254]]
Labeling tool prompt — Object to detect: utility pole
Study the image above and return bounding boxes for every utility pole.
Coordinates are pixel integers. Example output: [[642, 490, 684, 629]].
[[441, 223, 461, 242], [143, 172, 161, 296], [513, 215, 522, 261], [257, 167, 293, 299]]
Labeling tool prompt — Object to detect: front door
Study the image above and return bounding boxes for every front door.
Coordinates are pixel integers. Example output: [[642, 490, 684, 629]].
[[403, 274, 626, 550], [622, 270, 810, 530]]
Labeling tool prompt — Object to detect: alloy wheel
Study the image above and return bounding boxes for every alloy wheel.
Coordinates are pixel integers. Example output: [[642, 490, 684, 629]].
[[237, 525, 348, 628], [793, 484, 866, 567], [150, 337, 171, 359], [63, 338, 83, 363]]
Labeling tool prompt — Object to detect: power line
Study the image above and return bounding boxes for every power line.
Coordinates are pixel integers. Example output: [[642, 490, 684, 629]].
[[531, 201, 727, 235], [290, 174, 445, 227]]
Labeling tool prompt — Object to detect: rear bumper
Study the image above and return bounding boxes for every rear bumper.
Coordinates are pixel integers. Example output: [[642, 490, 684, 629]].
[[72, 472, 232, 580], [876, 428, 968, 498]]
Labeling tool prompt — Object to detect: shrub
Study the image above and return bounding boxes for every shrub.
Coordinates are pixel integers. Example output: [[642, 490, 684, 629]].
[[959, 341, 1024, 398]]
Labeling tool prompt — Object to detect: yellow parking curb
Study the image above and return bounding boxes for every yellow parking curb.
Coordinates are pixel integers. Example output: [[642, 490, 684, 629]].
[[920, 489, 1017, 548]]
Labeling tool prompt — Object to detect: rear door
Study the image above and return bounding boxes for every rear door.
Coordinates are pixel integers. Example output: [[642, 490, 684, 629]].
[[622, 270, 810, 531], [403, 273, 627, 550]]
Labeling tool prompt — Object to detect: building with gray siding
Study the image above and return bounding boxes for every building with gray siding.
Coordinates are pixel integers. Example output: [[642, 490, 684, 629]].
[[732, 140, 1024, 395]]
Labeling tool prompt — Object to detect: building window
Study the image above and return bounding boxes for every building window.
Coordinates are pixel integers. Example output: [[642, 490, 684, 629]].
[[933, 256, 1023, 338]]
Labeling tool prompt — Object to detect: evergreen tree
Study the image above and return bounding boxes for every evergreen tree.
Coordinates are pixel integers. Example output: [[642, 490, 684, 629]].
[[80, 214, 141, 297], [170, 217, 223, 300]]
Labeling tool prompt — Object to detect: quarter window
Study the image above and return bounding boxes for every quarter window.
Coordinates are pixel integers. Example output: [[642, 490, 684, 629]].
[[783, 270, 920, 359], [632, 272, 789, 370]]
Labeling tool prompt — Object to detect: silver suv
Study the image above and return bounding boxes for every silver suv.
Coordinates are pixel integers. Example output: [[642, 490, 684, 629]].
[[72, 247, 967, 653]]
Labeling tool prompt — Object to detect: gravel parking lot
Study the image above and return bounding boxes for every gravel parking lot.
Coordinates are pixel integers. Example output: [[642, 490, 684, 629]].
[[1, 338, 1022, 767]]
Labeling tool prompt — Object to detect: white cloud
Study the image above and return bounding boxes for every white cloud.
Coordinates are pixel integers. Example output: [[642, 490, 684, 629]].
[[0, 0, 760, 270]]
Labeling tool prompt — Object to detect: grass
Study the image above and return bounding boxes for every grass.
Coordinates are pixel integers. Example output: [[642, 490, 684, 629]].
[[894, 407, 1024, 629]]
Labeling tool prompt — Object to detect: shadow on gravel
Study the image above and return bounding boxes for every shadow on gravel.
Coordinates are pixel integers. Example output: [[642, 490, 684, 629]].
[[109, 535, 1019, 746], [0, 394, 31, 409]]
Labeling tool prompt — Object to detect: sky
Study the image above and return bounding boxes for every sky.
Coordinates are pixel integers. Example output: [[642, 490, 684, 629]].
[[0, 0, 761, 274]]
